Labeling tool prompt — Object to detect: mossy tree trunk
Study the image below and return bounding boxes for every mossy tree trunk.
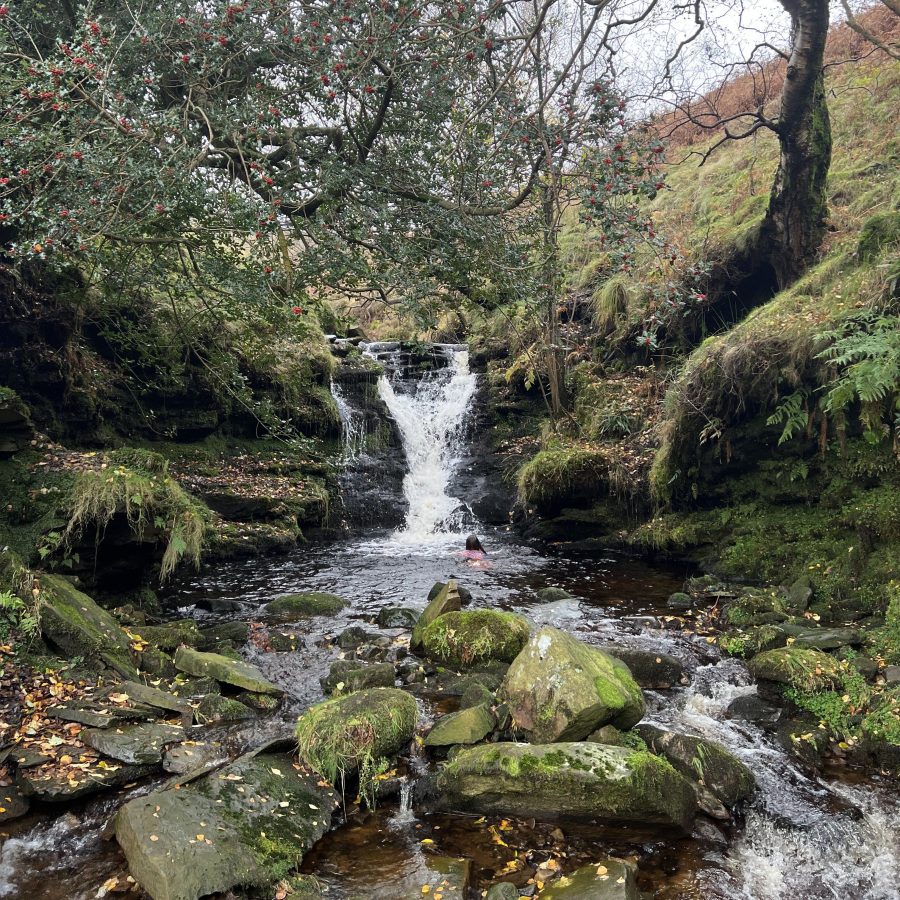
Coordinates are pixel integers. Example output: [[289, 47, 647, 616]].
[[763, 0, 833, 288]]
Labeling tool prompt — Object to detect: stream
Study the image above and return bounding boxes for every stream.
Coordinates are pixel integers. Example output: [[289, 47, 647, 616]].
[[1, 346, 898, 899]]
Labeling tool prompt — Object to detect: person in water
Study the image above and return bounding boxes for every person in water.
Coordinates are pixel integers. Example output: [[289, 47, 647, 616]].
[[460, 534, 488, 565]]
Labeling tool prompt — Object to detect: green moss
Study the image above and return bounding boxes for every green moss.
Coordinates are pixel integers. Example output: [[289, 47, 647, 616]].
[[869, 581, 900, 664], [517, 445, 610, 512], [294, 687, 417, 806], [420, 610, 530, 668], [63, 449, 212, 582], [748, 647, 843, 693], [857, 211, 900, 262], [861, 686, 900, 747]]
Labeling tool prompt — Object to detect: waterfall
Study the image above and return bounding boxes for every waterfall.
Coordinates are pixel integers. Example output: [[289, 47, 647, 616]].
[[372, 347, 477, 540], [331, 379, 367, 461]]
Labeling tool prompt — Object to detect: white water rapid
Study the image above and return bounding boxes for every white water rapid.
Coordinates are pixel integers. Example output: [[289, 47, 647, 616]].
[[373, 347, 477, 541], [330, 379, 367, 461]]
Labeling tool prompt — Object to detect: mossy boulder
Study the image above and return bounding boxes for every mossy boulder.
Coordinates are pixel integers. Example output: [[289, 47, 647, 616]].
[[500, 627, 645, 742], [748, 647, 843, 693], [425, 704, 495, 748], [295, 688, 417, 799], [39, 574, 138, 678], [133, 620, 202, 651], [198, 622, 250, 650], [173, 646, 282, 694], [410, 580, 462, 651], [321, 660, 395, 695], [637, 725, 755, 806], [724, 591, 789, 627], [539, 859, 638, 900], [264, 592, 347, 618], [719, 624, 787, 658], [115, 752, 338, 900], [420, 610, 529, 668], [437, 742, 696, 831]]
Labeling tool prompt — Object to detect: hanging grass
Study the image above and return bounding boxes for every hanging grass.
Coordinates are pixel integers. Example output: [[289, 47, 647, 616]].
[[64, 449, 212, 582]]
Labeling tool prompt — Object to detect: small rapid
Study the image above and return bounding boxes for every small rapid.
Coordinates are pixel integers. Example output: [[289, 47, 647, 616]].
[[643, 657, 900, 899]]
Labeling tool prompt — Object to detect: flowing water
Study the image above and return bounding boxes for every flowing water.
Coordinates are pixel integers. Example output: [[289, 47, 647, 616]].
[[2, 345, 898, 899]]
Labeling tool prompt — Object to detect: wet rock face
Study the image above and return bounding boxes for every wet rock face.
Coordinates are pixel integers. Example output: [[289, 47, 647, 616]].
[[0, 389, 34, 455], [115, 752, 339, 900], [39, 574, 139, 679], [436, 742, 696, 832], [500, 627, 645, 742], [636, 725, 755, 806]]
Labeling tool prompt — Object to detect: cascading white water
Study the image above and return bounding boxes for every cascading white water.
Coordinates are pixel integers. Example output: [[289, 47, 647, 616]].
[[331, 379, 367, 461], [644, 658, 900, 899], [374, 349, 477, 540]]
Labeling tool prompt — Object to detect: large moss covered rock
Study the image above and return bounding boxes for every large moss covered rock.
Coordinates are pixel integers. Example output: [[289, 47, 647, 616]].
[[437, 742, 696, 831], [500, 627, 645, 742], [173, 646, 281, 694], [748, 647, 843, 692], [115, 752, 338, 900], [39, 574, 138, 678], [295, 688, 417, 798], [420, 610, 529, 668], [637, 725, 754, 806], [410, 580, 462, 650], [264, 592, 347, 618]]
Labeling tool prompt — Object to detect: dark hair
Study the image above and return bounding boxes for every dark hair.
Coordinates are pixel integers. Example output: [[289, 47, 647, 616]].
[[465, 534, 486, 553]]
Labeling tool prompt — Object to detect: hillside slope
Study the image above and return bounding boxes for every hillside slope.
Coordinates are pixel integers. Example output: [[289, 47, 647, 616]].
[[512, 38, 900, 626]]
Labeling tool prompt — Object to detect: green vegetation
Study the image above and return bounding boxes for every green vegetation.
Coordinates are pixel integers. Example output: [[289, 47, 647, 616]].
[[295, 688, 418, 806], [63, 450, 212, 583], [517, 445, 610, 513], [420, 610, 530, 668]]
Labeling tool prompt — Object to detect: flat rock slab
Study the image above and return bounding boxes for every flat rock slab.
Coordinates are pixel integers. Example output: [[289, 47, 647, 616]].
[[174, 647, 282, 694], [40, 574, 138, 679], [115, 752, 339, 900], [117, 682, 194, 721], [425, 704, 494, 747], [18, 758, 157, 802], [83, 722, 186, 766], [47, 704, 119, 728], [539, 859, 638, 899], [162, 741, 225, 775]]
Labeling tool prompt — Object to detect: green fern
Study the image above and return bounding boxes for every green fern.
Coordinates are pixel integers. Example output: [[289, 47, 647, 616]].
[[816, 311, 900, 442], [767, 390, 810, 445]]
